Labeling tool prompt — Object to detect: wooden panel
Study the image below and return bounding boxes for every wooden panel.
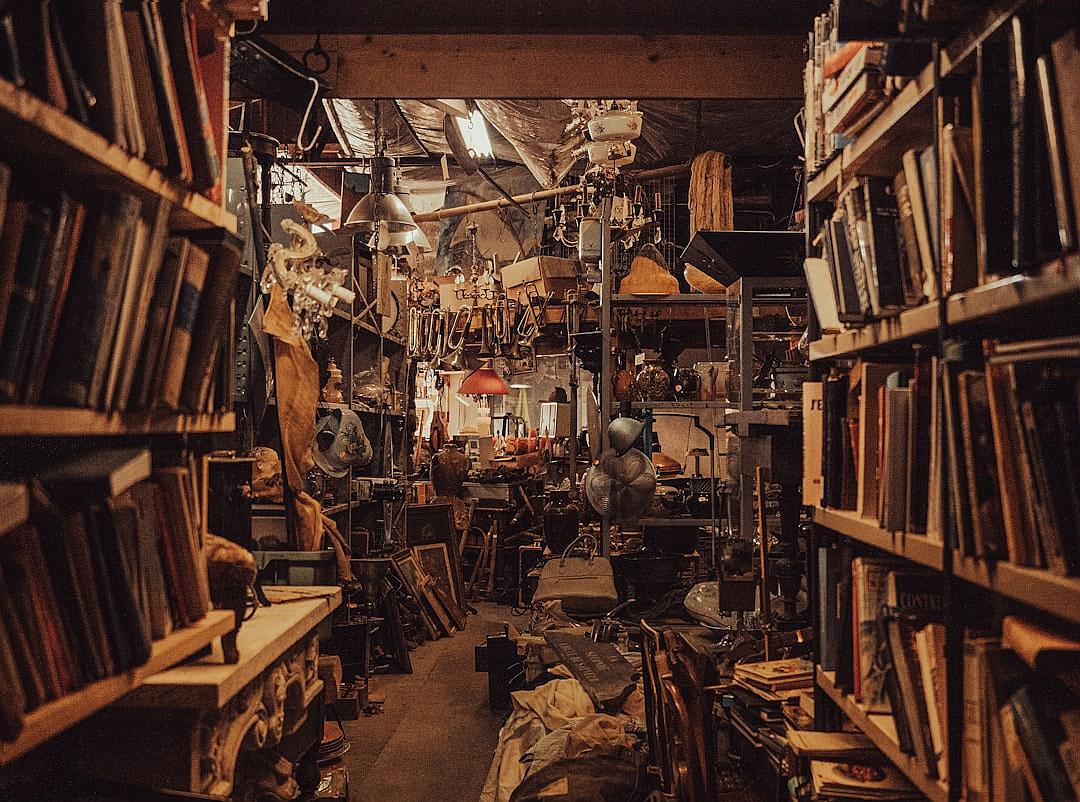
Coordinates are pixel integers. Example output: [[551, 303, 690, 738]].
[[0, 408, 236, 437], [265, 34, 805, 99]]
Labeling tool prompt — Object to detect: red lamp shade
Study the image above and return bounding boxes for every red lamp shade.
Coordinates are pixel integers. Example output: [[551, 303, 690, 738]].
[[459, 366, 509, 395]]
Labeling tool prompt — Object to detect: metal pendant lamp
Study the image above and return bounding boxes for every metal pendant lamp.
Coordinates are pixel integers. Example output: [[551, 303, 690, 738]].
[[459, 364, 509, 396], [345, 155, 418, 235]]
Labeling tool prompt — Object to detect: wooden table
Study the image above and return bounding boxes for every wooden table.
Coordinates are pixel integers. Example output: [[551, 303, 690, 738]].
[[77, 587, 341, 797]]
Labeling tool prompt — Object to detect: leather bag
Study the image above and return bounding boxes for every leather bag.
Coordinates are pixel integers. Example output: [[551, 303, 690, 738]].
[[533, 535, 618, 615]]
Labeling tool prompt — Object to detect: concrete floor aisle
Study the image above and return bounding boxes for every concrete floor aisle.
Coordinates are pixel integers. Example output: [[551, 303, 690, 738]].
[[339, 603, 510, 802]]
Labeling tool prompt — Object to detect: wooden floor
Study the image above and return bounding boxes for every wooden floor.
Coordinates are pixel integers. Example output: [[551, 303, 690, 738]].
[[339, 603, 514, 801]]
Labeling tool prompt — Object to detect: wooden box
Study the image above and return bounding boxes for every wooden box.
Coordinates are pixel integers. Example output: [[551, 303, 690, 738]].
[[500, 256, 579, 305]]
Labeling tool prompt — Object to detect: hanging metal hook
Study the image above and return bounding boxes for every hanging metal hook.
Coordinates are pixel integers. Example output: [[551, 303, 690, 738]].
[[303, 33, 331, 75], [295, 76, 324, 153]]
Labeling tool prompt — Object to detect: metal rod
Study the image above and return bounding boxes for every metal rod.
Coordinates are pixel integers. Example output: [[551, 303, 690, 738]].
[[598, 194, 614, 557], [412, 161, 692, 223]]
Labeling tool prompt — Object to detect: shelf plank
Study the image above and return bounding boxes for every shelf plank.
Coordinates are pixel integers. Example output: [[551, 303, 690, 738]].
[[0, 408, 235, 437], [123, 588, 341, 710], [0, 79, 235, 233], [816, 668, 948, 802], [612, 293, 730, 305], [0, 610, 233, 765], [810, 259, 1080, 361], [953, 556, 1080, 627], [813, 508, 944, 570], [630, 518, 714, 527], [611, 400, 728, 411]]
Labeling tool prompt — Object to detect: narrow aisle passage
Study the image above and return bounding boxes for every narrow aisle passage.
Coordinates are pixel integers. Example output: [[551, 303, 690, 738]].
[[342, 604, 509, 802]]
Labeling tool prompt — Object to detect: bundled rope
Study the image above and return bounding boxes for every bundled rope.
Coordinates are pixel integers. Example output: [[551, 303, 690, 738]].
[[688, 150, 734, 235]]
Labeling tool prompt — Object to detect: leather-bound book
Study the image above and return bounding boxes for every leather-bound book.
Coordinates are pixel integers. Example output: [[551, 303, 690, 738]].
[[156, 240, 208, 409], [44, 193, 141, 408], [891, 169, 925, 307], [130, 235, 187, 411], [180, 230, 242, 411], [159, 0, 219, 192], [957, 371, 1007, 560], [18, 195, 85, 404], [861, 176, 906, 313], [0, 595, 25, 741], [0, 561, 45, 710], [1051, 28, 1080, 259], [0, 198, 54, 401], [39, 448, 152, 499]]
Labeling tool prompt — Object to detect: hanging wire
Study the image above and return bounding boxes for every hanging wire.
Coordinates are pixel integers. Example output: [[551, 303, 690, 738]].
[[295, 77, 324, 153]]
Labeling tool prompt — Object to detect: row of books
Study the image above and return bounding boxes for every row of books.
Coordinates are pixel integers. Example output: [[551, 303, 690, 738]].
[[811, 335, 1080, 574], [0, 0, 221, 197], [806, 20, 1080, 329], [0, 449, 212, 744], [819, 546, 1080, 800], [0, 166, 241, 413]]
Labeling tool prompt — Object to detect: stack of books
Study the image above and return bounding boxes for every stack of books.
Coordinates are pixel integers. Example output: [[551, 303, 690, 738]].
[[810, 759, 922, 801], [734, 657, 815, 698]]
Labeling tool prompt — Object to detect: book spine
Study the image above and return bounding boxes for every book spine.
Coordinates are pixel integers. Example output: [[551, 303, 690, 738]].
[[0, 202, 53, 400]]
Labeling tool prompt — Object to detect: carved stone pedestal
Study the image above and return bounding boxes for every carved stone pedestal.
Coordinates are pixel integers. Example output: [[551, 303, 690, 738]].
[[77, 589, 341, 799]]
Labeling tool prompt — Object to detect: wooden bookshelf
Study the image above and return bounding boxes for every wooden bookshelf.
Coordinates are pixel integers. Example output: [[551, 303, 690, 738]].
[[809, 257, 1080, 361], [0, 79, 235, 234], [0, 408, 236, 437], [953, 556, 1080, 628], [805, 0, 1027, 204], [813, 508, 944, 571], [0, 610, 233, 765], [816, 668, 948, 802]]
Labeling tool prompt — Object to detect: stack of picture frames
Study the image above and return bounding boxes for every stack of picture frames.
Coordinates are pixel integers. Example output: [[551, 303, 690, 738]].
[[392, 503, 468, 640]]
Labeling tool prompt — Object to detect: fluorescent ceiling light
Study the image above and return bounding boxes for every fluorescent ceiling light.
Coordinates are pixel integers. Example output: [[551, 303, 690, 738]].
[[455, 110, 494, 159]]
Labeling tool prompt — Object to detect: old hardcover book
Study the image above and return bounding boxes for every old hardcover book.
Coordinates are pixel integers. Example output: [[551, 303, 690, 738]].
[[114, 199, 172, 412], [0, 559, 46, 711], [840, 183, 875, 318], [40, 448, 151, 500], [155, 467, 210, 620], [1051, 28, 1080, 261], [1007, 16, 1037, 275], [0, 594, 24, 740], [34, 485, 110, 684], [17, 194, 85, 404], [917, 146, 940, 300], [1007, 681, 1077, 802], [138, 0, 193, 182], [827, 214, 867, 322], [1035, 53, 1076, 254], [119, 3, 167, 169], [0, 198, 31, 340], [823, 370, 848, 508], [878, 382, 910, 532], [856, 361, 906, 519], [984, 351, 1041, 566], [892, 169, 925, 307], [957, 371, 1007, 559], [45, 192, 142, 408], [885, 614, 937, 774], [973, 40, 1014, 282], [128, 481, 173, 640], [803, 381, 825, 506], [54, 507, 115, 679], [861, 176, 906, 313], [942, 124, 978, 294], [1002, 615, 1080, 674], [804, 257, 842, 333], [853, 557, 898, 711], [100, 215, 150, 412], [905, 348, 933, 534], [0, 198, 53, 400], [159, 0, 219, 193], [963, 636, 999, 802], [901, 149, 937, 301], [131, 235, 188, 411], [942, 340, 979, 555], [179, 230, 241, 411], [915, 623, 948, 781], [157, 241, 209, 410]]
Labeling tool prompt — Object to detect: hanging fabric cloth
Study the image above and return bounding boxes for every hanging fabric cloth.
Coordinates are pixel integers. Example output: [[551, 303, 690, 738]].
[[262, 284, 323, 551]]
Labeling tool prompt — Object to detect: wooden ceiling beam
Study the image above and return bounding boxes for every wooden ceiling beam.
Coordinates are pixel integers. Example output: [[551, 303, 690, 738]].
[[261, 0, 823, 35], [263, 34, 806, 99]]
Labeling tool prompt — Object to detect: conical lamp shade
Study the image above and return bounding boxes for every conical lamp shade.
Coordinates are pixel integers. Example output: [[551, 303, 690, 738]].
[[345, 192, 417, 233], [459, 366, 509, 396]]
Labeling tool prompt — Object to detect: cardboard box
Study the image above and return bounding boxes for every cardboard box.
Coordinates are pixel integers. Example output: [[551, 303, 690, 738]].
[[500, 256, 579, 305]]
